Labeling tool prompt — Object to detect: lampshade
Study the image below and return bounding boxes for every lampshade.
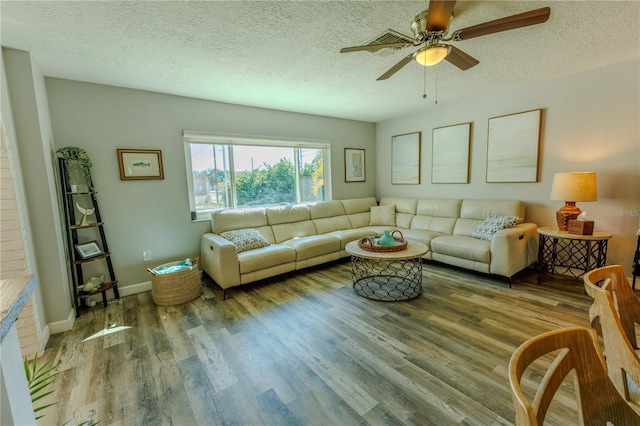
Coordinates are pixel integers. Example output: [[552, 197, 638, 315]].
[[550, 172, 597, 202], [414, 45, 451, 66], [550, 171, 597, 230]]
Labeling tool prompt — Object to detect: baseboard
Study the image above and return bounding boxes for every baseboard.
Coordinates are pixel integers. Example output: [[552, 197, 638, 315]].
[[48, 307, 75, 334], [118, 281, 151, 297], [46, 283, 151, 334]]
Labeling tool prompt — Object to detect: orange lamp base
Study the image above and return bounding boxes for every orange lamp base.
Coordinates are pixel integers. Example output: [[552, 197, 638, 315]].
[[556, 202, 582, 231]]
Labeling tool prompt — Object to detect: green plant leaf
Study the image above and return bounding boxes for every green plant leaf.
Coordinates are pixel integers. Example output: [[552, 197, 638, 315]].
[[33, 398, 56, 410], [23, 357, 31, 382], [23, 353, 61, 422]]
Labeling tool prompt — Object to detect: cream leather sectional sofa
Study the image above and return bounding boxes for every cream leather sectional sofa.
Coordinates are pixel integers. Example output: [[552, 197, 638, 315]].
[[200, 197, 539, 297]]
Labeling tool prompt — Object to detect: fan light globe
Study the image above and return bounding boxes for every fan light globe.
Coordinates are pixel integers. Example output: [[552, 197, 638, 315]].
[[415, 45, 451, 66]]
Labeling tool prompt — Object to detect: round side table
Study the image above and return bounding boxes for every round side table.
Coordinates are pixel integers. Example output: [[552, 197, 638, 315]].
[[345, 240, 428, 301], [537, 226, 612, 281]]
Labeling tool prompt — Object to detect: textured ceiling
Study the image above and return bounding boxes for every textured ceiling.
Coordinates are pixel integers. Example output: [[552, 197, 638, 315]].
[[1, 1, 639, 123]]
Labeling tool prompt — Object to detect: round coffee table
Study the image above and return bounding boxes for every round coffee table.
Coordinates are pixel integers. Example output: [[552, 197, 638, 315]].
[[345, 240, 428, 301]]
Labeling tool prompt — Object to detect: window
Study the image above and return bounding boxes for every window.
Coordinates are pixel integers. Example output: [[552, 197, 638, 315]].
[[183, 131, 331, 220]]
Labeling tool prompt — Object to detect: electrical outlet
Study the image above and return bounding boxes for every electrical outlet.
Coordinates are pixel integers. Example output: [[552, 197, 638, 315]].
[[143, 250, 152, 261]]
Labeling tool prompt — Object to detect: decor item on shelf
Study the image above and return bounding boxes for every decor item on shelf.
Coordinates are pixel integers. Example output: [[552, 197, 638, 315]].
[[379, 230, 395, 247], [550, 171, 597, 231], [82, 275, 104, 293], [75, 202, 95, 226], [56, 146, 93, 191], [74, 240, 104, 260]]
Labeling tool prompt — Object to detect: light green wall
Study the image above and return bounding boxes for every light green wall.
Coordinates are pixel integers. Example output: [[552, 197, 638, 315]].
[[45, 79, 377, 292], [376, 59, 640, 274]]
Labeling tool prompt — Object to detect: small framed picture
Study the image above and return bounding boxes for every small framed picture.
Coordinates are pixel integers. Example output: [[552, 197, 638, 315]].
[[117, 149, 164, 180], [75, 241, 104, 260], [344, 148, 365, 182]]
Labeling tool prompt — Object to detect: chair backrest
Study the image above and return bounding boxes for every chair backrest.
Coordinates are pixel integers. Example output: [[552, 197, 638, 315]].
[[584, 264, 640, 401], [509, 326, 640, 425]]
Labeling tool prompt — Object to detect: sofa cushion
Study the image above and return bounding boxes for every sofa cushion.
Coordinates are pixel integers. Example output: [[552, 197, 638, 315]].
[[266, 205, 310, 225], [370, 205, 396, 226], [410, 215, 457, 235], [238, 245, 296, 274], [379, 197, 418, 214], [340, 197, 378, 229], [399, 229, 447, 250], [308, 200, 346, 219], [313, 216, 352, 234], [220, 229, 270, 253], [283, 235, 340, 261], [347, 212, 371, 229], [416, 198, 462, 218], [460, 199, 524, 220], [341, 197, 378, 214], [431, 235, 491, 263], [470, 214, 523, 241], [212, 207, 267, 234], [324, 228, 376, 249]]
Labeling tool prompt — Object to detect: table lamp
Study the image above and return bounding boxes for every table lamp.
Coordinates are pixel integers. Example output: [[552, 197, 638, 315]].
[[550, 171, 597, 231]]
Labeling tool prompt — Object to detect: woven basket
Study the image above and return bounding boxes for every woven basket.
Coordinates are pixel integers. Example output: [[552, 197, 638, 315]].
[[358, 230, 408, 252], [147, 257, 202, 306]]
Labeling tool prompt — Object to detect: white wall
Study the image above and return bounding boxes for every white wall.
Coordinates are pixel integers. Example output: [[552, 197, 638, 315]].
[[2, 48, 69, 333], [377, 59, 640, 274], [45, 79, 377, 293]]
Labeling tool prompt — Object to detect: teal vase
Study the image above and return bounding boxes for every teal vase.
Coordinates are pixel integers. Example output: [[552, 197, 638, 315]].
[[378, 230, 395, 247]]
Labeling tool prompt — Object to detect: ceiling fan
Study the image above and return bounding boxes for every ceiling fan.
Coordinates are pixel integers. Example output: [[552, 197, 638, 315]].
[[340, 1, 550, 81]]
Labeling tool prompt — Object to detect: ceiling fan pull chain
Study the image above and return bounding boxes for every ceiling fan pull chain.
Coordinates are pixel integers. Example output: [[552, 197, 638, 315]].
[[423, 62, 428, 99], [435, 66, 438, 105]]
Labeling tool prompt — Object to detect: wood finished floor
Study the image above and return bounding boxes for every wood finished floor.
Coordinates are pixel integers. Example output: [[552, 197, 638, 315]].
[[38, 261, 595, 426]]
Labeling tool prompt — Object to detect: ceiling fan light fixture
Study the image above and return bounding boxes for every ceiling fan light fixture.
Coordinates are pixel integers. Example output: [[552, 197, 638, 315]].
[[414, 45, 451, 66]]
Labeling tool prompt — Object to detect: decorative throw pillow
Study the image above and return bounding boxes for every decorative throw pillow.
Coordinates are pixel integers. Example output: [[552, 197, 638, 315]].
[[369, 204, 396, 226], [220, 229, 269, 253], [470, 214, 523, 241]]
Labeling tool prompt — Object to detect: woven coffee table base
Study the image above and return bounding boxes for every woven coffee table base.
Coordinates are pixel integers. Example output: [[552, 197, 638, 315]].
[[350, 256, 422, 301]]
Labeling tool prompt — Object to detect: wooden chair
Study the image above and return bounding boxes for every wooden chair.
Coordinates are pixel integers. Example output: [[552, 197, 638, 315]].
[[509, 326, 640, 425], [584, 264, 640, 405]]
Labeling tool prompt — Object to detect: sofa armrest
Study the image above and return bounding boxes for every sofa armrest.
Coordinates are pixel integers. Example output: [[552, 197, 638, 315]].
[[489, 223, 539, 277], [200, 233, 241, 289]]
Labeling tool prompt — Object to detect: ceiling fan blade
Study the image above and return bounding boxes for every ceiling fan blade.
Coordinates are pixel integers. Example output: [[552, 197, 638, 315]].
[[444, 46, 479, 70], [377, 52, 416, 81], [426, 0, 457, 32], [452, 7, 550, 40], [340, 42, 412, 54]]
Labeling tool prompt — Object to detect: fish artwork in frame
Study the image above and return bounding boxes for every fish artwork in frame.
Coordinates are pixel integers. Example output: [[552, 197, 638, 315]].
[[117, 149, 164, 180]]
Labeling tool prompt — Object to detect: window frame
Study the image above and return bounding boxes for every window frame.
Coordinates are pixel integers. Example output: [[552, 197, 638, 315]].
[[183, 130, 332, 221]]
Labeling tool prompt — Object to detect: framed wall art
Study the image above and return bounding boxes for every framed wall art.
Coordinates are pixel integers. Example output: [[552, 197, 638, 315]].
[[117, 149, 164, 180], [75, 240, 103, 260], [432, 122, 471, 184], [344, 148, 365, 182], [486, 109, 541, 183], [391, 132, 421, 184]]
